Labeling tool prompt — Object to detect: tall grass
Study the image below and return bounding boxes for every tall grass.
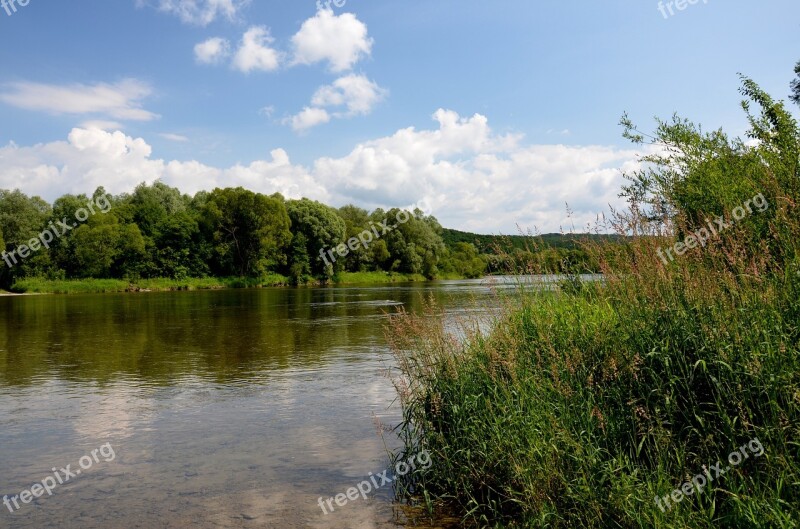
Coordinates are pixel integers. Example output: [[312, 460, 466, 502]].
[[387, 80, 800, 527]]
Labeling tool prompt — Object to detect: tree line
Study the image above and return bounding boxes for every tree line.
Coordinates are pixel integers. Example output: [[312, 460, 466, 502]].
[[0, 183, 495, 287]]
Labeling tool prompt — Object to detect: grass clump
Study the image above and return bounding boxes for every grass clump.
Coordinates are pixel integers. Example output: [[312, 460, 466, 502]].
[[387, 79, 800, 528]]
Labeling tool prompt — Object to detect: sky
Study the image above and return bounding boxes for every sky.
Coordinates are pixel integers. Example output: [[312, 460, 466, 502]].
[[0, 0, 798, 234]]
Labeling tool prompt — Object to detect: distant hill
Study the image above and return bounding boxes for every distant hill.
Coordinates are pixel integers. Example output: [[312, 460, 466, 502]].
[[441, 228, 622, 253]]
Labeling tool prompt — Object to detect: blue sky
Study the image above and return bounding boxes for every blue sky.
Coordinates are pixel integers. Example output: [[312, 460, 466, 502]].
[[0, 0, 798, 233]]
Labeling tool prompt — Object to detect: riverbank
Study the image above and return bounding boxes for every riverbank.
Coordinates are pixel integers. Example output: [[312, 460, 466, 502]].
[[8, 271, 455, 294], [389, 84, 800, 527], [391, 262, 800, 527]]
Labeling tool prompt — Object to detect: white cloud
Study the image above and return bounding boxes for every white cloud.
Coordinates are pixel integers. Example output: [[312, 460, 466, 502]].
[[0, 128, 163, 199], [232, 26, 281, 73], [0, 127, 327, 202], [143, 0, 249, 26], [291, 9, 373, 72], [159, 133, 190, 142], [0, 79, 158, 121], [286, 107, 331, 132], [311, 74, 386, 116], [194, 37, 231, 64], [311, 109, 641, 232], [0, 111, 644, 233], [80, 120, 125, 131], [286, 74, 386, 132]]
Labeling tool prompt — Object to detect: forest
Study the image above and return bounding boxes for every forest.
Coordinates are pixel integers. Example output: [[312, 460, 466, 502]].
[[0, 183, 602, 290]]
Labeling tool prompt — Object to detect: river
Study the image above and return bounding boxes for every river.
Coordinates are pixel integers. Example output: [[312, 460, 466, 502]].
[[0, 278, 518, 529]]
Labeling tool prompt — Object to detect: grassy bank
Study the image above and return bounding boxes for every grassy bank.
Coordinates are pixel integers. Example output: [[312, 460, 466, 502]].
[[10, 275, 291, 294], [388, 82, 800, 527], [334, 271, 430, 284], [9, 271, 460, 294], [391, 268, 800, 528]]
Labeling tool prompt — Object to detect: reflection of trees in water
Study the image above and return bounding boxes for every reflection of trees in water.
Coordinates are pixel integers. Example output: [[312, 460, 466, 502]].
[[0, 282, 490, 386]]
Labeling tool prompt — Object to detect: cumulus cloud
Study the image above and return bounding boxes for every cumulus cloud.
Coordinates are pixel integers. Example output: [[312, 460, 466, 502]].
[[194, 37, 231, 64], [142, 0, 249, 26], [0, 111, 644, 233], [286, 74, 386, 132], [311, 74, 387, 116], [286, 107, 331, 132], [0, 127, 327, 203], [291, 9, 373, 72], [0, 128, 163, 199], [232, 26, 281, 73], [0, 79, 158, 121]]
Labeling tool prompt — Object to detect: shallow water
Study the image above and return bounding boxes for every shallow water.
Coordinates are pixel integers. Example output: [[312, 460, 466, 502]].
[[0, 278, 515, 529]]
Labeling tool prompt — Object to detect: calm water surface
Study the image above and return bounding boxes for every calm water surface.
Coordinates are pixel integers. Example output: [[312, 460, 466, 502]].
[[0, 279, 511, 529]]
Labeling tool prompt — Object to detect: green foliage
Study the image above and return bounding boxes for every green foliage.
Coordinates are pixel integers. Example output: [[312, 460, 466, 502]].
[[338, 204, 375, 272], [152, 211, 210, 279], [442, 228, 620, 252], [11, 274, 290, 294], [202, 187, 292, 277], [380, 209, 446, 278], [287, 198, 346, 278], [48, 193, 92, 276], [72, 214, 146, 278], [440, 242, 487, 278], [0, 189, 51, 281], [389, 78, 800, 528], [0, 189, 50, 248], [0, 182, 610, 287], [791, 59, 800, 107], [127, 181, 188, 238], [334, 270, 427, 284], [288, 232, 312, 284]]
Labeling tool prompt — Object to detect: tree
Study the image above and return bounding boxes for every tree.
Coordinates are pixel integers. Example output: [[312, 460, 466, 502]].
[[127, 181, 188, 239], [791, 60, 800, 107], [72, 214, 146, 278], [202, 188, 291, 277], [621, 77, 799, 272], [442, 242, 486, 278], [152, 211, 210, 279], [0, 190, 50, 248], [48, 193, 92, 277], [288, 232, 312, 284], [337, 205, 374, 271], [286, 198, 346, 278], [380, 208, 446, 278], [0, 190, 51, 281]]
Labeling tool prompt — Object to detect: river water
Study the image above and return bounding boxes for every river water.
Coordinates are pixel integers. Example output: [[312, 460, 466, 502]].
[[0, 278, 515, 529]]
